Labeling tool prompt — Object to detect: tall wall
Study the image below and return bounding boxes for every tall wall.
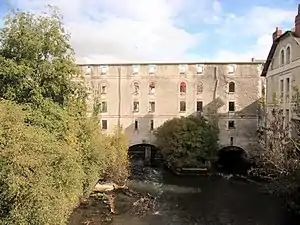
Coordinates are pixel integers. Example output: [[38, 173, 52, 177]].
[[79, 62, 263, 151]]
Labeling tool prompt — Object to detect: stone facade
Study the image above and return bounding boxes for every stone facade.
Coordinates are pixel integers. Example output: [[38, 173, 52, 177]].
[[79, 61, 263, 151]]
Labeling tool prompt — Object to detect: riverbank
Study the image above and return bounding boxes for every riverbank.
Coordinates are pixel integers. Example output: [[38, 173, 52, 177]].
[[68, 166, 300, 225]]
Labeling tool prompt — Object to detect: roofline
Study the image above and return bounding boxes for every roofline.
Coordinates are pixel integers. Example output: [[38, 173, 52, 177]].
[[77, 60, 265, 66], [261, 31, 293, 77]]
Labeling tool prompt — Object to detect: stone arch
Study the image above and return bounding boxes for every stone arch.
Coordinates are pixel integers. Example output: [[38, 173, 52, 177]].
[[217, 145, 250, 174], [128, 143, 159, 165]]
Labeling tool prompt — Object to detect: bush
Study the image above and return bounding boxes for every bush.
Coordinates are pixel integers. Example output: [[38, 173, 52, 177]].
[[154, 114, 219, 169], [0, 100, 129, 224]]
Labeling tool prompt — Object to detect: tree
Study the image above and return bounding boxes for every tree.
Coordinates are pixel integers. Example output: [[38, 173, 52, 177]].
[[154, 114, 219, 169], [0, 6, 85, 110], [0, 6, 129, 224]]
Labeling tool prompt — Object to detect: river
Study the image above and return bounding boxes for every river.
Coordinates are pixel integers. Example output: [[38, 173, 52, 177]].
[[69, 159, 299, 225]]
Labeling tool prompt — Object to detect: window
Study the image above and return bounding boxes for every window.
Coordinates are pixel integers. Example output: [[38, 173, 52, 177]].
[[101, 120, 107, 130], [149, 65, 156, 74], [150, 120, 154, 131], [99, 65, 108, 74], [228, 64, 235, 74], [101, 84, 107, 94], [286, 78, 290, 102], [280, 79, 284, 103], [133, 82, 139, 95], [149, 82, 155, 94], [286, 46, 291, 64], [228, 101, 235, 112], [179, 64, 187, 74], [230, 137, 234, 145], [149, 101, 155, 113], [228, 121, 235, 129], [196, 82, 203, 94], [196, 64, 204, 74], [132, 65, 140, 74], [133, 101, 139, 112], [84, 66, 92, 75], [196, 101, 203, 112], [229, 82, 235, 93], [180, 82, 186, 94], [280, 50, 285, 66], [134, 120, 138, 130], [100, 101, 107, 113], [180, 101, 186, 112]]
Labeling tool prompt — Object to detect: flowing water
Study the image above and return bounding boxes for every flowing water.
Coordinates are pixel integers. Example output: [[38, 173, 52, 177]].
[[70, 158, 300, 225], [111, 158, 299, 225]]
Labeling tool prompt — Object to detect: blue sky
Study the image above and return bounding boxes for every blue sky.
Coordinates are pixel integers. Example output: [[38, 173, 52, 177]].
[[0, 0, 298, 63]]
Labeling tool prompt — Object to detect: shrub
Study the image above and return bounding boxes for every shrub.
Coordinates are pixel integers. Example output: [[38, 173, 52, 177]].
[[154, 114, 219, 169], [0, 101, 84, 224]]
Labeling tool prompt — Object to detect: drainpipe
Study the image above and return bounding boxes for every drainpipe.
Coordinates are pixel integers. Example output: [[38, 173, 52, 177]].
[[118, 67, 121, 129]]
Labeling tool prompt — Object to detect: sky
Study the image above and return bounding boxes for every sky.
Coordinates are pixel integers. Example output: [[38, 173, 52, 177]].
[[0, 0, 298, 63]]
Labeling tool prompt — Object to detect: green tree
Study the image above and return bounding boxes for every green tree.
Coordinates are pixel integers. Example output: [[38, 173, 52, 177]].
[[0, 6, 85, 110], [0, 6, 129, 224], [154, 114, 219, 169]]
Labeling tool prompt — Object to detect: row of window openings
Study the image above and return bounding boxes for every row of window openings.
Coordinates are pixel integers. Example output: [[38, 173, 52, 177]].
[[102, 120, 237, 131], [97, 101, 236, 113], [96, 81, 236, 95], [279, 77, 290, 103], [101, 119, 154, 131], [84, 64, 237, 75]]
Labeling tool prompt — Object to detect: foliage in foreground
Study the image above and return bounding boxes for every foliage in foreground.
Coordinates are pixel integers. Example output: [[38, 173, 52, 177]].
[[0, 101, 129, 224], [252, 95, 300, 213], [154, 114, 219, 169], [0, 6, 129, 225]]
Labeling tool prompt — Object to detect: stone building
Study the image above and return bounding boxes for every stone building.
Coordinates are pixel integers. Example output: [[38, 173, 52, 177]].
[[79, 61, 264, 151], [261, 4, 300, 135]]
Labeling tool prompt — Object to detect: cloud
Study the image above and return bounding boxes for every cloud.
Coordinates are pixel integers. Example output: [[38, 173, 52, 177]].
[[213, 6, 295, 61], [4, 1, 298, 62], [8, 0, 222, 63]]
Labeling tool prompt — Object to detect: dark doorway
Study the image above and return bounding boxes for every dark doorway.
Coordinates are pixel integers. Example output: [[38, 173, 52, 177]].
[[217, 146, 251, 174]]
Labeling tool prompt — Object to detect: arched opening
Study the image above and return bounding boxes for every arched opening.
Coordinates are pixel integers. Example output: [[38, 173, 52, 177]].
[[180, 82, 186, 94], [286, 46, 291, 64], [128, 144, 161, 179], [280, 49, 285, 66], [149, 82, 155, 94], [216, 146, 251, 174], [128, 144, 159, 165], [196, 82, 203, 94], [228, 81, 235, 93]]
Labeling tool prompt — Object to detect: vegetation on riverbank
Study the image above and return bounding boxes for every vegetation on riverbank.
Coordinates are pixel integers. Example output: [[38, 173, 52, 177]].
[[250, 94, 300, 213], [154, 114, 219, 169], [0, 7, 129, 225]]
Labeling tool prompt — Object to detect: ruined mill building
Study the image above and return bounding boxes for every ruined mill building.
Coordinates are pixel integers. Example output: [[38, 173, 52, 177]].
[[78, 61, 264, 151]]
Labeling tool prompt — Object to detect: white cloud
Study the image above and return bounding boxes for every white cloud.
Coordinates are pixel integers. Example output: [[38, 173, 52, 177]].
[[214, 6, 295, 62], [214, 34, 272, 62], [5, 1, 298, 62], [8, 0, 222, 63]]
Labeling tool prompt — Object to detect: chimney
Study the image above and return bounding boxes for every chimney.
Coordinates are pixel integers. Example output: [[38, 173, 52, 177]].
[[295, 4, 300, 37], [272, 27, 283, 42]]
